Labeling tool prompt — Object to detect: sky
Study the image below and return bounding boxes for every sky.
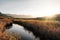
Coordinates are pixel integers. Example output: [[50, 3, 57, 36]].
[[0, 0, 60, 17]]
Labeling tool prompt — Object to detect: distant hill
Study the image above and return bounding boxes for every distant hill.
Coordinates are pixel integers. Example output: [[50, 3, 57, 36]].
[[0, 12, 12, 17], [0, 12, 7, 16], [0, 12, 60, 21], [36, 17, 46, 20], [6, 14, 34, 18], [0, 12, 34, 18], [36, 14, 60, 21]]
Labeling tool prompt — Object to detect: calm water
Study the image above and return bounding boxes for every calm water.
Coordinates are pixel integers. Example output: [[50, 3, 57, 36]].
[[6, 24, 40, 40]]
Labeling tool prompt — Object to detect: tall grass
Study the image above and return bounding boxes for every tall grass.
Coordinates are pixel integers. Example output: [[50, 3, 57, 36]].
[[13, 20, 60, 40]]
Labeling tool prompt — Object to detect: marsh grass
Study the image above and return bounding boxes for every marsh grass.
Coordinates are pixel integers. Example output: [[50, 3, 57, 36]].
[[13, 19, 60, 40]]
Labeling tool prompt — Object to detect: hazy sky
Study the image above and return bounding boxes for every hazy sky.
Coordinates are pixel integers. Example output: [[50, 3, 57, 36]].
[[0, 0, 60, 17]]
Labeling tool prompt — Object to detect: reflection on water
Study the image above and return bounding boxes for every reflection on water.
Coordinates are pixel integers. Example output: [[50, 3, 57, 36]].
[[6, 24, 40, 40]]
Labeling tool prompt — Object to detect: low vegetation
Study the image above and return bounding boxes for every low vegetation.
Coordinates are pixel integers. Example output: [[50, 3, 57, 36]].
[[13, 19, 60, 40], [0, 18, 21, 40], [0, 12, 60, 40]]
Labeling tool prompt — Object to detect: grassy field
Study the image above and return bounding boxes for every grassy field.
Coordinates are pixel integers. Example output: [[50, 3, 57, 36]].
[[13, 19, 60, 40], [0, 18, 21, 40], [0, 17, 60, 40]]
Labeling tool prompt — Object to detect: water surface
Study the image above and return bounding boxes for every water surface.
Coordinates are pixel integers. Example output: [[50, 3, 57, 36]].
[[6, 24, 40, 40]]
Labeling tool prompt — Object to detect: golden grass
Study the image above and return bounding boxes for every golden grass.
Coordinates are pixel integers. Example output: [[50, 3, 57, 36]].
[[15, 19, 60, 33], [10, 18, 60, 40], [0, 18, 21, 40], [0, 31, 20, 40]]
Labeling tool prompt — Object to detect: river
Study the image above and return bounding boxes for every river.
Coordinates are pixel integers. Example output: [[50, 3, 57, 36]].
[[6, 24, 40, 40]]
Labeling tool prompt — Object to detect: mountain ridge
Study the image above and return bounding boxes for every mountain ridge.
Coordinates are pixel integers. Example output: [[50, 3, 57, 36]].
[[5, 14, 34, 18]]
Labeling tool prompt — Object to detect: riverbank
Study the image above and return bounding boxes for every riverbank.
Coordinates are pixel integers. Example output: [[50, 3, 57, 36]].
[[0, 18, 21, 40], [0, 17, 60, 40], [13, 20, 60, 40]]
